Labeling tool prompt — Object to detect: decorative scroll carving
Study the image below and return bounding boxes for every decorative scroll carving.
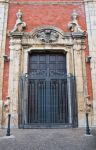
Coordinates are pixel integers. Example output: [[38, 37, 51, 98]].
[[11, 10, 26, 33], [35, 29, 59, 43], [68, 10, 85, 33]]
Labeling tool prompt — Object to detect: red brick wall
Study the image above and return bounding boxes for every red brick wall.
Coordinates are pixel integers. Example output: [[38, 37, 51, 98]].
[[2, 0, 93, 100], [8, 2, 86, 32]]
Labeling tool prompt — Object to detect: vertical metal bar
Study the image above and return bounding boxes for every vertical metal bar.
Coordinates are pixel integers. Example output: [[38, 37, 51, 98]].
[[56, 80, 59, 123], [46, 80, 51, 123], [46, 55, 50, 123], [23, 75, 28, 125], [67, 75, 72, 124], [41, 81, 43, 123], [18, 76, 23, 127], [62, 80, 65, 123], [33, 80, 35, 123], [31, 81, 35, 123], [53, 81, 55, 123], [35, 80, 38, 122], [59, 80, 62, 122], [66, 79, 69, 123], [37, 81, 40, 123], [28, 81, 30, 123]]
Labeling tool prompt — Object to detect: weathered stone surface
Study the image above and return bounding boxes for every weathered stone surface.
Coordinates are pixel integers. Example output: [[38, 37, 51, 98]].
[[6, 25, 87, 128], [0, 1, 9, 128], [84, 1, 96, 126]]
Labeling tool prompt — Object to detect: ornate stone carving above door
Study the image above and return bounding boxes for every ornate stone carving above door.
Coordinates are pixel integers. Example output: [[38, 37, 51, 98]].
[[9, 26, 86, 52], [9, 9, 86, 49], [35, 29, 59, 43]]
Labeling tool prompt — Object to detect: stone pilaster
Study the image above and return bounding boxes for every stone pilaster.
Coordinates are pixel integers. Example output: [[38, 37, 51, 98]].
[[72, 37, 87, 127], [7, 37, 22, 128], [0, 0, 9, 128], [84, 0, 96, 126]]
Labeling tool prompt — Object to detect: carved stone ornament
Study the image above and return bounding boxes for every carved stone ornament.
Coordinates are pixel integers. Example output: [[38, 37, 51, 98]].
[[9, 26, 86, 52], [35, 29, 59, 43], [11, 10, 26, 33], [68, 10, 85, 33]]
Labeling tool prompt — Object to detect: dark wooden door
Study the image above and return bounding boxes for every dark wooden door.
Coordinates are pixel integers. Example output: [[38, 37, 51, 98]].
[[28, 53, 68, 125]]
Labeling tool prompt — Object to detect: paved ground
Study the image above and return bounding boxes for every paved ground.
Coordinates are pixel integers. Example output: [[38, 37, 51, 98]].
[[0, 128, 96, 150]]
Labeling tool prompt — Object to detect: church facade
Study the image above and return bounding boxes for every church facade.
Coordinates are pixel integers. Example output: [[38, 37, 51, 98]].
[[0, 0, 96, 128]]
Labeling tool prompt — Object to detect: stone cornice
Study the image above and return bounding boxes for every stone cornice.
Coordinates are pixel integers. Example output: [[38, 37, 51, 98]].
[[9, 1, 83, 5], [9, 31, 86, 39], [9, 31, 86, 52]]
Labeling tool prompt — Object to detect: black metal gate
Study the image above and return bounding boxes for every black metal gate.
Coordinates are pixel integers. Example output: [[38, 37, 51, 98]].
[[19, 53, 78, 128]]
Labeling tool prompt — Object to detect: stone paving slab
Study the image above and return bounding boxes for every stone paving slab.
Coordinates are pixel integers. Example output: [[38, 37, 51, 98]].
[[0, 128, 96, 150]]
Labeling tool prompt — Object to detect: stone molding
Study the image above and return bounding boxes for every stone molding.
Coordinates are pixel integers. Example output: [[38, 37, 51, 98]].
[[9, 1, 83, 5], [9, 27, 86, 51]]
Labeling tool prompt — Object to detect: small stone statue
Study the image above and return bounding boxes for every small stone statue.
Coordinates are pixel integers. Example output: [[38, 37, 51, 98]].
[[11, 9, 26, 33], [68, 10, 84, 33]]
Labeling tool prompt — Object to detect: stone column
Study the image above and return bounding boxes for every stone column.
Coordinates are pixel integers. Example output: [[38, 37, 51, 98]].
[[7, 37, 22, 128]]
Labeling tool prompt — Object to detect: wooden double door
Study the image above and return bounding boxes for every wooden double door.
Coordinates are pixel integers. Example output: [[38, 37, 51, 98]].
[[28, 53, 69, 125]]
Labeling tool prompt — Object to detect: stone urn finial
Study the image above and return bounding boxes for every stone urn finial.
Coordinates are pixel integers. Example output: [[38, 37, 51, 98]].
[[16, 9, 23, 20], [71, 10, 78, 20], [11, 9, 26, 33], [68, 10, 85, 33]]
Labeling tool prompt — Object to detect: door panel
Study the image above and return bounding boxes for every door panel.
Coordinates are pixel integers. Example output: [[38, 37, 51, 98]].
[[28, 53, 68, 125]]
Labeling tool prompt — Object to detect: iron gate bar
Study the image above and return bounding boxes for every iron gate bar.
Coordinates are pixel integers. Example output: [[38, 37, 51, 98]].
[[18, 53, 78, 128]]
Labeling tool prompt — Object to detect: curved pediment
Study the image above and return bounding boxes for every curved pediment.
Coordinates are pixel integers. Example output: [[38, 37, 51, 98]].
[[31, 26, 65, 36], [31, 26, 64, 43]]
